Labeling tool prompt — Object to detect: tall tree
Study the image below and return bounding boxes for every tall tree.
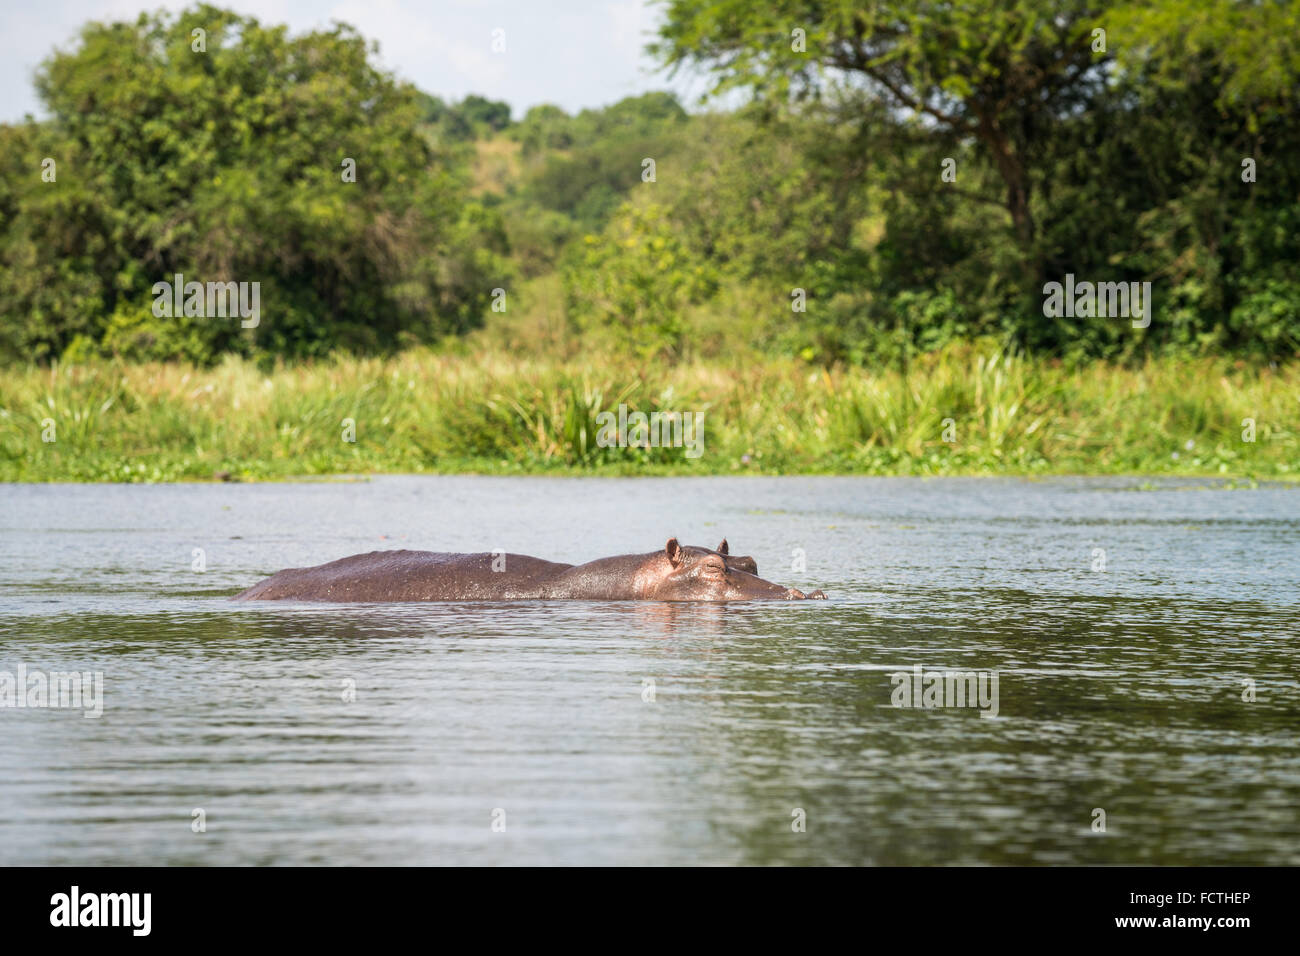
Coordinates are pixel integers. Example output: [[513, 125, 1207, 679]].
[[653, 1, 1112, 282], [2, 3, 506, 362]]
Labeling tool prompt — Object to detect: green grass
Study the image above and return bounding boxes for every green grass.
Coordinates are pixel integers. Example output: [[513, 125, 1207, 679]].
[[1, 343, 1296, 481]]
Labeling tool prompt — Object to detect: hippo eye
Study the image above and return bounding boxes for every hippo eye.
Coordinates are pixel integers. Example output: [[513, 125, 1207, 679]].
[[702, 559, 726, 575]]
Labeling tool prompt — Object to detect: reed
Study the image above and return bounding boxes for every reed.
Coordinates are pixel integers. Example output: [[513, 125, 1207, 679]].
[[1, 344, 1295, 481]]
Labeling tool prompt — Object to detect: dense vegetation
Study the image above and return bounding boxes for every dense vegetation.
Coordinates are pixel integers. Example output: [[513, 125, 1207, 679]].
[[0, 2, 1297, 480], [0, 6, 509, 364], [3, 346, 1293, 481], [2, 1, 1298, 368]]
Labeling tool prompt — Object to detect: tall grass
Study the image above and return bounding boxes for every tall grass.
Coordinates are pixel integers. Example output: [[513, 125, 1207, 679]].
[[0, 344, 1295, 481]]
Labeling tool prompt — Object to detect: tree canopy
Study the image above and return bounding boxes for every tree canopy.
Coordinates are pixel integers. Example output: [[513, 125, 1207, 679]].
[[1, 4, 506, 362], [1, 1, 1297, 365]]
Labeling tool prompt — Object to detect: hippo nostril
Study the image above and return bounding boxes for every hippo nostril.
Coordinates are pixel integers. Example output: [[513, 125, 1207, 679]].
[[786, 588, 806, 600], [807, 589, 828, 600]]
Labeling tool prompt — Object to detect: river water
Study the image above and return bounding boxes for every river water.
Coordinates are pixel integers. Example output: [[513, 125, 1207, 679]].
[[1, 475, 1297, 865]]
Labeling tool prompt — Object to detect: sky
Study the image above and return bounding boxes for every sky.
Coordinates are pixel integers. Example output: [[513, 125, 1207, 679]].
[[0, 0, 712, 123]]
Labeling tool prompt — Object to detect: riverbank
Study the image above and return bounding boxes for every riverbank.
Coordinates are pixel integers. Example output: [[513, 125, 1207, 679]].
[[1, 345, 1295, 481]]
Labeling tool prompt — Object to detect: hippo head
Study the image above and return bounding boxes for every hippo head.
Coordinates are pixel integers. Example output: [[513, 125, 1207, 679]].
[[651, 538, 827, 602], [682, 538, 758, 576]]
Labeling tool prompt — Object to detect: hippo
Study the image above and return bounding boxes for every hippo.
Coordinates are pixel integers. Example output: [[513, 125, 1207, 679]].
[[233, 538, 827, 603]]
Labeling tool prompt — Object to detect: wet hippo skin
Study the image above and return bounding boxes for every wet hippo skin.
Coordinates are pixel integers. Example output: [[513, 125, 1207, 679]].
[[234, 538, 827, 603]]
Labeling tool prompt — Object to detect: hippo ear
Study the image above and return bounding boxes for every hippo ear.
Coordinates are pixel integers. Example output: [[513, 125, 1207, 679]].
[[665, 537, 683, 567], [716, 538, 729, 556]]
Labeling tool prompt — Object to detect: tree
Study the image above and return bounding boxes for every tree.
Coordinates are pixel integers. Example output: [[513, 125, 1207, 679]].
[[1, 4, 506, 362], [653, 1, 1112, 283], [458, 95, 513, 132]]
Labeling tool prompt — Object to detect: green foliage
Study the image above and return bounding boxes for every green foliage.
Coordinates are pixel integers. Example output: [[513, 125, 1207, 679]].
[[2, 1, 1300, 371], [1110, 0, 1300, 118], [562, 203, 719, 359], [499, 203, 579, 279], [649, 0, 1300, 362], [511, 104, 575, 155], [2, 346, 1295, 481], [457, 95, 513, 132], [518, 92, 689, 233], [0, 4, 507, 364], [419, 92, 513, 142], [414, 92, 475, 143]]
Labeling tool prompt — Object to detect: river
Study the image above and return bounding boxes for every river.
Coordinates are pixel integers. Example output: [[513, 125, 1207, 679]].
[[2, 475, 1297, 864]]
